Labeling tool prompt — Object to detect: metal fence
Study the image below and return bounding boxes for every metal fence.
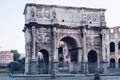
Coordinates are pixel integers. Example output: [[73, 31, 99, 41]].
[[57, 62, 120, 75], [10, 61, 120, 75], [58, 63, 69, 74], [10, 62, 24, 74]]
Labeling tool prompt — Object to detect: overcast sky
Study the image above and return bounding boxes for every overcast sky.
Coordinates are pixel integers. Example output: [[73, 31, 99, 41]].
[[0, 0, 120, 53]]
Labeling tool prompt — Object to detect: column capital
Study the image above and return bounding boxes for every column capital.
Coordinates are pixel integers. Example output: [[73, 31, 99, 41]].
[[101, 29, 106, 36]]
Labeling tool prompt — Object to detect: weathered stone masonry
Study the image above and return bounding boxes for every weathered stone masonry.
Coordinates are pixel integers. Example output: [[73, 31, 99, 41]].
[[23, 3, 108, 74], [106, 26, 120, 69]]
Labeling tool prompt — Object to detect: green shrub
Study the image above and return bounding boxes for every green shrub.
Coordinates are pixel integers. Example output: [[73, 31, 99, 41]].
[[10, 62, 24, 71]]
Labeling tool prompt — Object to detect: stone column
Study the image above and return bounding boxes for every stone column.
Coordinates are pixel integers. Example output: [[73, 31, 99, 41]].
[[101, 29, 107, 73], [83, 28, 87, 62], [51, 25, 57, 78], [78, 49, 82, 72], [24, 28, 31, 74], [30, 26, 38, 74], [115, 30, 118, 68], [82, 28, 87, 73], [32, 26, 36, 60], [101, 29, 106, 62]]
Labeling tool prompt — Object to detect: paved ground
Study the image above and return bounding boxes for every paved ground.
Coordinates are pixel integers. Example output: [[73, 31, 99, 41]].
[[1, 73, 120, 80]]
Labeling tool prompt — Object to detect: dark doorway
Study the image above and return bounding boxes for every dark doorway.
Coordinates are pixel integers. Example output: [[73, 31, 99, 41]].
[[118, 59, 120, 68], [88, 50, 98, 73], [118, 41, 120, 51], [110, 42, 115, 53], [58, 47, 63, 55], [58, 47, 64, 64], [38, 49, 49, 74], [110, 58, 115, 68], [71, 52, 77, 62]]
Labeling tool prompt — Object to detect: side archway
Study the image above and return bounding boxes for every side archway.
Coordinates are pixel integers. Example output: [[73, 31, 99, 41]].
[[88, 50, 98, 73], [38, 49, 49, 74]]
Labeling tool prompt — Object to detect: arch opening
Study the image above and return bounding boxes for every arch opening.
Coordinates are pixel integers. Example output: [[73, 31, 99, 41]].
[[38, 49, 49, 74], [110, 58, 115, 68], [58, 36, 78, 63], [118, 41, 120, 51], [110, 42, 115, 53], [88, 50, 98, 73], [118, 59, 120, 68], [58, 36, 79, 73]]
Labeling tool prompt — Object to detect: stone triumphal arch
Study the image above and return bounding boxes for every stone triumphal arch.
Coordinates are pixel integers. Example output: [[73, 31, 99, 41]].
[[23, 3, 107, 74]]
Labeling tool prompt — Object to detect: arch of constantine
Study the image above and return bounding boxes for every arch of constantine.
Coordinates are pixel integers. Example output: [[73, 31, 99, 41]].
[[23, 3, 116, 75]]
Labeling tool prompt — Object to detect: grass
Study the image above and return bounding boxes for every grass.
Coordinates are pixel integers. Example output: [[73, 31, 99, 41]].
[[0, 68, 10, 73]]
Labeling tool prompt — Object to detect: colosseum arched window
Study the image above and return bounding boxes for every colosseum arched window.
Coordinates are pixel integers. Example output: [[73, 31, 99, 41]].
[[110, 42, 115, 53], [118, 58, 120, 68], [110, 58, 116, 68], [118, 41, 120, 51]]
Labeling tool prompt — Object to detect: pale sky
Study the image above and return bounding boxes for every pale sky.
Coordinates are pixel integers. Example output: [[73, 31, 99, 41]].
[[0, 0, 120, 53]]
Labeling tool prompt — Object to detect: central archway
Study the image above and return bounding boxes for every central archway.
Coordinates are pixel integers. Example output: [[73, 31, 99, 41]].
[[59, 36, 78, 62], [88, 50, 98, 73], [58, 36, 79, 73]]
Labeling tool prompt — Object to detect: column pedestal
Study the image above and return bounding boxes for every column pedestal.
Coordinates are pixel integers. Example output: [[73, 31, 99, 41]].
[[30, 59, 38, 74], [81, 61, 88, 74], [54, 61, 59, 73], [69, 62, 73, 73]]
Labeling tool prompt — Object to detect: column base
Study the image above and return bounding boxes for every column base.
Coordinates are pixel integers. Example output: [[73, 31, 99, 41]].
[[81, 62, 88, 74], [30, 59, 38, 75]]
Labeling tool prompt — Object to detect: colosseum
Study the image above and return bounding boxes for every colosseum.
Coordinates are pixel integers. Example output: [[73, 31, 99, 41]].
[[23, 3, 120, 75], [107, 26, 120, 68]]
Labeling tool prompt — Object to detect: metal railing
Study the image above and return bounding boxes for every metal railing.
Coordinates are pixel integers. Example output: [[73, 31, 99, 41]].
[[10, 61, 120, 75]]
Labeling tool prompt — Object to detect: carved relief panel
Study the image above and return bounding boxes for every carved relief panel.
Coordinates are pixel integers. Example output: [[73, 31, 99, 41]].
[[36, 7, 50, 20], [86, 35, 100, 50], [93, 36, 100, 46], [52, 8, 57, 21], [83, 12, 99, 23], [87, 30, 99, 35], [36, 7, 43, 18], [36, 33, 51, 43], [82, 10, 102, 27], [86, 36, 92, 47]]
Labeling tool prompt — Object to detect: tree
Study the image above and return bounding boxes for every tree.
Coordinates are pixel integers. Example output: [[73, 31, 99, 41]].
[[11, 50, 20, 61]]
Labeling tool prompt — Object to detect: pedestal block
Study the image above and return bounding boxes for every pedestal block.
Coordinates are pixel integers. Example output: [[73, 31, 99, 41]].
[[30, 59, 38, 74]]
